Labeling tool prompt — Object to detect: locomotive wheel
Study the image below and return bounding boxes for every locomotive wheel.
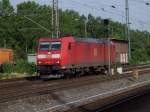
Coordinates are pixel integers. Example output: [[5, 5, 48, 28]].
[[62, 69, 71, 79], [63, 73, 71, 79]]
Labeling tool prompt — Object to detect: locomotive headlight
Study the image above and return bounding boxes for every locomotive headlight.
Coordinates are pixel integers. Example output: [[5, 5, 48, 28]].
[[37, 54, 47, 59], [51, 54, 60, 58]]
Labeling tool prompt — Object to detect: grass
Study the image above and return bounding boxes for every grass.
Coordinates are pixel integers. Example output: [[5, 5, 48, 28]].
[[0, 59, 37, 80], [0, 73, 37, 80]]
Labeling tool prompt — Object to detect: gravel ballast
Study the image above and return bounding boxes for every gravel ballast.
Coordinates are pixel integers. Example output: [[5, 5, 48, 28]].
[[1, 73, 150, 112]]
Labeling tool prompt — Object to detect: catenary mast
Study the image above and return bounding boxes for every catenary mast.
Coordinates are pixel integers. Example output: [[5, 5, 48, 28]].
[[125, 0, 131, 59], [51, 0, 59, 38]]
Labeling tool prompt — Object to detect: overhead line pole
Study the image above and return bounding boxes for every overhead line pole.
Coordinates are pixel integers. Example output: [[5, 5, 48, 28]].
[[125, 0, 131, 60], [85, 17, 88, 38], [52, 0, 59, 38], [51, 0, 54, 38], [56, 0, 59, 38]]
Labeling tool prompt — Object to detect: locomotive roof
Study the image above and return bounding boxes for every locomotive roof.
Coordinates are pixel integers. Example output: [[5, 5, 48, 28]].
[[75, 37, 109, 44], [110, 38, 128, 43], [38, 38, 61, 41], [38, 36, 128, 44]]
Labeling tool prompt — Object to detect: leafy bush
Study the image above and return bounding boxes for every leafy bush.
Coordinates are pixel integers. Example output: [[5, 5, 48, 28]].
[[2, 63, 14, 73], [3, 60, 36, 74]]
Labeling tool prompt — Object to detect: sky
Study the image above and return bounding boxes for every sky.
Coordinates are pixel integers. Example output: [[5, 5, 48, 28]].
[[10, 0, 150, 31]]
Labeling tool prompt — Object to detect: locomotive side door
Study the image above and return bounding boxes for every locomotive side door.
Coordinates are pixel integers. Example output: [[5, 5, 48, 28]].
[[67, 42, 75, 68]]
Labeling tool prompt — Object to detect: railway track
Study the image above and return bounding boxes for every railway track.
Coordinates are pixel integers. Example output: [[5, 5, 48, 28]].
[[123, 64, 150, 71], [1, 64, 149, 86], [0, 64, 150, 104], [0, 74, 131, 103], [64, 77, 150, 112]]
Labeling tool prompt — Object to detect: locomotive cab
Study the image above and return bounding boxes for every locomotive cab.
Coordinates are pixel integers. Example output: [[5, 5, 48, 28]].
[[37, 40, 61, 75]]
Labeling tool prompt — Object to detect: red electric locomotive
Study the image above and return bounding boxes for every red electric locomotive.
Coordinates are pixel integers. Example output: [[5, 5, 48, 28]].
[[37, 36, 128, 78]]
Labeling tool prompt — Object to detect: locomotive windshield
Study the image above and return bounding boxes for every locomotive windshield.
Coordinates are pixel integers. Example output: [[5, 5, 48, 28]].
[[51, 42, 61, 50], [39, 42, 61, 51], [39, 42, 50, 51]]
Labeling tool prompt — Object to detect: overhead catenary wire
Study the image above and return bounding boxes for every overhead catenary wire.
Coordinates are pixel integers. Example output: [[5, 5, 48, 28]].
[[131, 0, 150, 4], [8, 1, 150, 25], [68, 0, 150, 31], [68, 0, 125, 18], [11, 0, 150, 26], [24, 15, 51, 32], [2, 0, 150, 31]]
